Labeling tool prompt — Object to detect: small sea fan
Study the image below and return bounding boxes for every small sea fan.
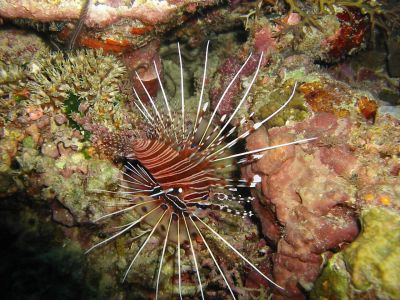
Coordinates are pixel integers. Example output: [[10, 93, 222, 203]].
[[87, 42, 316, 299]]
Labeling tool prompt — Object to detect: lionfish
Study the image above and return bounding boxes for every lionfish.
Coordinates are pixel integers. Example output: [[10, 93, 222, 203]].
[[87, 42, 315, 299]]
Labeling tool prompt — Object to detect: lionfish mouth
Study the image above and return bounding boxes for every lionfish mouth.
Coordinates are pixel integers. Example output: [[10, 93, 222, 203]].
[[87, 41, 316, 299]]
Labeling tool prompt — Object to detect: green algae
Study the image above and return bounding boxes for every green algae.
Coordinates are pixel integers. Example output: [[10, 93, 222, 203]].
[[22, 135, 36, 149], [311, 207, 400, 300], [63, 93, 91, 140], [311, 254, 352, 300], [345, 207, 400, 298], [254, 81, 309, 127]]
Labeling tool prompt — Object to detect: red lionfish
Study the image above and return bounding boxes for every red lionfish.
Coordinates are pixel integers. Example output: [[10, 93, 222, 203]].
[[87, 42, 316, 299]]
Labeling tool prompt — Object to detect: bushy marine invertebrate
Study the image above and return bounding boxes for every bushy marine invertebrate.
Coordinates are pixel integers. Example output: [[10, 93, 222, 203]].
[[27, 49, 125, 107], [26, 49, 130, 130], [87, 42, 316, 299]]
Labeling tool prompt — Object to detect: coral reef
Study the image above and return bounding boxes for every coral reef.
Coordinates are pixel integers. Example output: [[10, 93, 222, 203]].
[[242, 69, 400, 298], [1, 1, 400, 299], [243, 113, 359, 298], [327, 47, 400, 114], [1, 0, 217, 28], [252, 80, 309, 127], [0, 29, 132, 220]]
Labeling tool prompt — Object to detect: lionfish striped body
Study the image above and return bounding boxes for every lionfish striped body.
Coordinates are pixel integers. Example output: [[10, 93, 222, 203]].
[[87, 42, 315, 299]]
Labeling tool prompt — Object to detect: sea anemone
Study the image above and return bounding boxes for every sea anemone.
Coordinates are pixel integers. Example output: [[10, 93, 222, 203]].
[[87, 42, 316, 299]]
